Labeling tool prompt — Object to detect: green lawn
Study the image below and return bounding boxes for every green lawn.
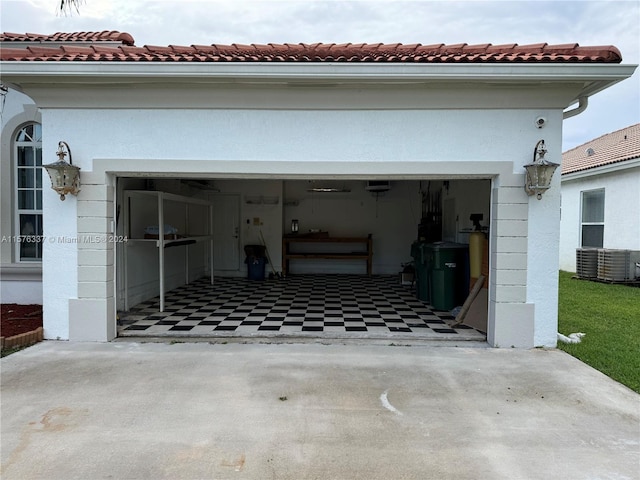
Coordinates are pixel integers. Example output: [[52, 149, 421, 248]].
[[557, 271, 640, 393]]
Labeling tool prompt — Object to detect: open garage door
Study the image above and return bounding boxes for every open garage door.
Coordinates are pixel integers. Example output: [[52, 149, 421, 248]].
[[115, 176, 489, 343]]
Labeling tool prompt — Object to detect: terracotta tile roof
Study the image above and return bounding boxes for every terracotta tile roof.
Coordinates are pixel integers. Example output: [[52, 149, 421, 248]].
[[0, 35, 622, 63], [562, 123, 640, 175], [0, 31, 135, 45]]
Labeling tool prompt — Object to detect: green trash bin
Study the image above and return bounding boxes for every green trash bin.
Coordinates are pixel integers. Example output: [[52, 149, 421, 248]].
[[426, 242, 467, 311], [411, 241, 429, 302]]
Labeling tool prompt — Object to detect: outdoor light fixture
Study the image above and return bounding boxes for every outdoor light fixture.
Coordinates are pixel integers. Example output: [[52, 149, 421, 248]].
[[42, 141, 81, 200], [523, 139, 559, 200]]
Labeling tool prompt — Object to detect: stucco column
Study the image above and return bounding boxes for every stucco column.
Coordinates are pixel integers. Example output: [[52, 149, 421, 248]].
[[41, 171, 78, 340], [68, 172, 116, 341], [487, 173, 535, 348], [526, 168, 561, 348]]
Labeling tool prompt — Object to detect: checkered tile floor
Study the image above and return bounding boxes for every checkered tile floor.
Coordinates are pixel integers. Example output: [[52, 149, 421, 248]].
[[118, 275, 485, 341]]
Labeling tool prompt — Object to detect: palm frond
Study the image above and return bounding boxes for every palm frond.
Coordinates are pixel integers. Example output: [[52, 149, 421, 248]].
[[59, 0, 84, 15]]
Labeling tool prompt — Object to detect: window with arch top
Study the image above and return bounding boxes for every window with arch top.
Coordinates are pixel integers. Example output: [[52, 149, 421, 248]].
[[14, 123, 43, 261]]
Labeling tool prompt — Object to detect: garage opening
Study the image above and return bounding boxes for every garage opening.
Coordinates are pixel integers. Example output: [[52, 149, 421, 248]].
[[115, 177, 489, 342]]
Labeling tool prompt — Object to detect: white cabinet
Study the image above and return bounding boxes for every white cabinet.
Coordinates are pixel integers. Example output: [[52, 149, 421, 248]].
[[123, 190, 213, 311]]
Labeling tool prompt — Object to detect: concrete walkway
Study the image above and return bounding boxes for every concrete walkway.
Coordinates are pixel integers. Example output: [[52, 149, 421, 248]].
[[1, 341, 638, 480]]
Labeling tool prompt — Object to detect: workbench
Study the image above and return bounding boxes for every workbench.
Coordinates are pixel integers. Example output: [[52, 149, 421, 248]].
[[282, 235, 373, 275]]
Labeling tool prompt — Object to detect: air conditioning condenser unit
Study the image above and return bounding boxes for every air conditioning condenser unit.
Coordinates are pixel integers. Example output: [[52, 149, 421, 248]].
[[597, 249, 640, 282], [576, 248, 598, 279]]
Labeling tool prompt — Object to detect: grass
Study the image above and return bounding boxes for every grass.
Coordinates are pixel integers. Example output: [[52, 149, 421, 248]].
[[1, 344, 31, 358], [557, 271, 640, 393]]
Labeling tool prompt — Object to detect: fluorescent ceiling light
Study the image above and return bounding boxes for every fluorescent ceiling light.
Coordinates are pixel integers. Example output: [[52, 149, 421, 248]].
[[307, 187, 351, 193]]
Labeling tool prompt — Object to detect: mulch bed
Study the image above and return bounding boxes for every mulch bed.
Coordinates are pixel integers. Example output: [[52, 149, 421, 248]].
[[1, 304, 43, 338]]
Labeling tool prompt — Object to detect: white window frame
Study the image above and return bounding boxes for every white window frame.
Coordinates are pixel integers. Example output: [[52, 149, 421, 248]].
[[14, 123, 43, 262], [580, 188, 605, 248]]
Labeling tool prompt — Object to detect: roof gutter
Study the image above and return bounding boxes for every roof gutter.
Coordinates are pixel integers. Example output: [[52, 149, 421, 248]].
[[563, 95, 589, 119], [0, 62, 635, 83]]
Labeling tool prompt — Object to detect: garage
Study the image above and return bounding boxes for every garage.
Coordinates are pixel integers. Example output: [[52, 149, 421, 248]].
[[115, 177, 490, 341], [2, 33, 630, 347]]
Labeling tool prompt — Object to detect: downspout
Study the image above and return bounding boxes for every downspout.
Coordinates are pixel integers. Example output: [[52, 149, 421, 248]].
[[557, 94, 589, 347], [563, 96, 588, 119]]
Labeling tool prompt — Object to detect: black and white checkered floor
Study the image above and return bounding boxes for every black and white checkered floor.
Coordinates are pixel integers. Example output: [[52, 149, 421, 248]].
[[119, 275, 486, 341]]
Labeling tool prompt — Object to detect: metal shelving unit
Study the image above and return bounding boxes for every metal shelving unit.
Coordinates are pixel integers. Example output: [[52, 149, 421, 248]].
[[123, 190, 214, 311]]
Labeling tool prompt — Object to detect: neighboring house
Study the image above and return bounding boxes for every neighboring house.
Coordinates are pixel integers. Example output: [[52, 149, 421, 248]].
[[0, 31, 636, 348], [559, 124, 640, 272]]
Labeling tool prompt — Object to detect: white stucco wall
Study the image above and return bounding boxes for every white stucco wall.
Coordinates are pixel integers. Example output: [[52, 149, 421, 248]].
[[526, 164, 562, 347], [42, 108, 553, 166], [40, 132, 78, 339], [35, 96, 561, 347], [559, 165, 640, 272], [0, 280, 42, 304]]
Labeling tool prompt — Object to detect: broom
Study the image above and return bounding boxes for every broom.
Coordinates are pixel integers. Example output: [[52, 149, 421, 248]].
[[259, 230, 281, 279]]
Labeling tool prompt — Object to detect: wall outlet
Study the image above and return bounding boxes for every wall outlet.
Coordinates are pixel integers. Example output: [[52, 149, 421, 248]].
[[253, 217, 260, 226]]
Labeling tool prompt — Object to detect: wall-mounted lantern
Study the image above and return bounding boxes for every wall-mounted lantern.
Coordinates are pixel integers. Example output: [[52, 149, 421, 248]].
[[42, 141, 81, 200], [523, 139, 559, 200]]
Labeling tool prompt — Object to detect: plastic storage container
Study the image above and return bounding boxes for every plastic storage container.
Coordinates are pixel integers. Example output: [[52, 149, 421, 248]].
[[244, 244, 268, 281], [246, 256, 267, 280]]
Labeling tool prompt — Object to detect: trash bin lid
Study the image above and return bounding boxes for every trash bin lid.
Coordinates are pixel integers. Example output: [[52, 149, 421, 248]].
[[426, 241, 468, 250], [244, 244, 266, 257]]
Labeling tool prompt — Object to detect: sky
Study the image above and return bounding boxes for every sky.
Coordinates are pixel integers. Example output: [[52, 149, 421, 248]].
[[1, 0, 639, 151]]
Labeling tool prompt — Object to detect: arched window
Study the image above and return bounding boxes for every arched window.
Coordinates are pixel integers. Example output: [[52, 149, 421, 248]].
[[14, 123, 43, 261]]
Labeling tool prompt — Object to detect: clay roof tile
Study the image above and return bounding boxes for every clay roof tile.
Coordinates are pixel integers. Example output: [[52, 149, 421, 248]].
[[230, 43, 256, 51], [0, 34, 625, 64], [144, 45, 174, 54], [0, 30, 134, 45], [562, 123, 640, 174], [485, 44, 517, 54], [513, 43, 548, 52], [332, 43, 353, 49], [443, 43, 468, 52], [0, 47, 29, 60], [376, 43, 403, 52], [190, 45, 219, 54], [168, 45, 196, 54], [543, 43, 580, 53], [462, 43, 492, 53]]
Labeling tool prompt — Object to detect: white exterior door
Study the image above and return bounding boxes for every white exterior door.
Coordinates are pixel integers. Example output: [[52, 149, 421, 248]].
[[211, 193, 240, 271]]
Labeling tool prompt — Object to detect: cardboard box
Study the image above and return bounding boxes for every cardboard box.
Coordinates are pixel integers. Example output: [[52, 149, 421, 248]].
[[400, 272, 414, 285]]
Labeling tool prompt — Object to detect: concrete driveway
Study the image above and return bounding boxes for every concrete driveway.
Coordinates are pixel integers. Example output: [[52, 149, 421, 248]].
[[1, 341, 638, 480]]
